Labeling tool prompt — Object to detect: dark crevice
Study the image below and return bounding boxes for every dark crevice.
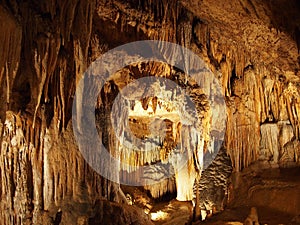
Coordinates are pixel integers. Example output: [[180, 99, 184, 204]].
[[192, 17, 207, 51], [229, 66, 238, 96], [53, 209, 62, 225], [206, 31, 220, 70]]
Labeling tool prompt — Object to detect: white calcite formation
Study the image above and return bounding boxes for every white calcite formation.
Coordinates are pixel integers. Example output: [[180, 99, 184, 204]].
[[97, 63, 215, 201]]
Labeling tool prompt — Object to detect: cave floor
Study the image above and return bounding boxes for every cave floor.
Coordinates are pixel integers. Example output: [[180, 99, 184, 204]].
[[121, 185, 193, 225], [149, 199, 193, 225], [194, 206, 295, 225], [149, 203, 297, 225], [123, 166, 300, 225], [194, 166, 300, 225]]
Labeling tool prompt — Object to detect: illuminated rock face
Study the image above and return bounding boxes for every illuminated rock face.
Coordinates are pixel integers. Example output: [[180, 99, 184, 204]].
[[100, 64, 211, 201], [175, 162, 196, 201], [0, 0, 300, 224]]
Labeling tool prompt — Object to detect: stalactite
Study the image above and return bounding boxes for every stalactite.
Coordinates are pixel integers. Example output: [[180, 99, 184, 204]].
[[32, 34, 61, 129], [283, 83, 300, 140], [5, 62, 10, 104], [0, 5, 22, 116], [73, 34, 94, 133], [59, 59, 66, 131], [0, 1, 144, 224], [225, 69, 261, 171], [144, 178, 176, 199], [57, 0, 77, 43], [0, 112, 36, 224], [101, 63, 215, 200], [178, 21, 192, 83]]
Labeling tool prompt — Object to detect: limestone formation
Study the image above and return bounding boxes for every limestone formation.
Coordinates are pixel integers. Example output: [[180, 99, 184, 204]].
[[0, 0, 300, 224], [243, 207, 259, 225]]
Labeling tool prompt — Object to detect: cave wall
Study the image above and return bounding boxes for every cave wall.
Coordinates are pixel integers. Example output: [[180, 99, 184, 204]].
[[95, 0, 300, 171], [0, 1, 135, 224], [0, 0, 300, 224]]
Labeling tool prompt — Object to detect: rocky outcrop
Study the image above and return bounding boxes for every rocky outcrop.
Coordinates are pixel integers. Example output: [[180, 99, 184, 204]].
[[229, 164, 300, 219], [194, 148, 232, 217]]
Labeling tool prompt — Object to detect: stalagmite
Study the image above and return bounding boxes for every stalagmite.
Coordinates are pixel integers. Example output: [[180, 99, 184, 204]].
[[260, 123, 279, 163], [175, 158, 196, 201], [244, 207, 259, 225]]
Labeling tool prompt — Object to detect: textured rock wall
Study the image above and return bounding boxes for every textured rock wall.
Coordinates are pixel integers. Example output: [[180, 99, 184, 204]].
[[194, 148, 232, 215], [96, 0, 300, 171], [0, 5, 22, 120], [96, 62, 211, 201], [0, 111, 108, 224], [94, 0, 300, 214], [95, 0, 300, 217], [0, 1, 149, 224]]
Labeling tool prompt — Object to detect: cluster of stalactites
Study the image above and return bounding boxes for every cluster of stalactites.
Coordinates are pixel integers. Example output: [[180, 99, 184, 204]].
[[108, 91, 207, 200], [1, 0, 96, 132], [225, 68, 300, 171], [0, 110, 128, 224]]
